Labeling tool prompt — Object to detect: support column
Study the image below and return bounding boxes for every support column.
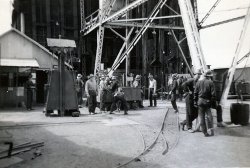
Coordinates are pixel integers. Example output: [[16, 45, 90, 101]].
[[31, 0, 37, 40], [142, 3, 148, 89], [20, 13, 25, 33], [125, 0, 130, 86], [59, 0, 64, 36], [59, 51, 65, 116], [46, 0, 51, 38], [136, 6, 141, 74], [73, 0, 78, 38]]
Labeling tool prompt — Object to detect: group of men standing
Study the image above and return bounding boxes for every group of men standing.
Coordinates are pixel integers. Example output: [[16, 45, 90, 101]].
[[76, 74, 129, 115], [75, 73, 159, 115], [178, 70, 226, 137], [76, 70, 226, 137]]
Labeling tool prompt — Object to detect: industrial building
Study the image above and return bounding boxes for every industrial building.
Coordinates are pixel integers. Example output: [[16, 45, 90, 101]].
[[11, 0, 191, 88], [0, 1, 250, 167]]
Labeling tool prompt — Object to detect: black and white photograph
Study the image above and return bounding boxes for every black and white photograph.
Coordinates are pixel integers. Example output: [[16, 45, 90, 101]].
[[0, 0, 250, 167]]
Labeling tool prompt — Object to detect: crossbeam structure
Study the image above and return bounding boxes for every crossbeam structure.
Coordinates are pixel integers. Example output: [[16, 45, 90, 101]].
[[108, 0, 169, 76], [220, 5, 250, 106], [80, 0, 250, 108]]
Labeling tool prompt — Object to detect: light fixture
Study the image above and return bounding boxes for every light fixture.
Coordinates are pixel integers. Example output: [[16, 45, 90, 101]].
[[152, 29, 156, 35], [135, 24, 139, 34]]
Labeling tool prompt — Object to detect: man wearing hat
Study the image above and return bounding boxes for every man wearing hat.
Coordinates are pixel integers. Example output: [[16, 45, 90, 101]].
[[133, 75, 144, 108], [25, 74, 35, 111], [133, 75, 141, 88], [148, 74, 157, 107], [180, 72, 201, 132], [170, 73, 178, 112], [75, 74, 84, 108], [85, 74, 98, 115], [194, 70, 215, 137]]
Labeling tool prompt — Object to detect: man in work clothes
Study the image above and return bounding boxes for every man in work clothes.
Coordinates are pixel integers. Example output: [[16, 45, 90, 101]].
[[170, 74, 178, 112], [75, 74, 84, 108], [148, 74, 157, 107], [110, 76, 128, 115], [194, 70, 215, 137], [180, 73, 201, 132], [133, 75, 144, 108], [85, 74, 98, 115], [25, 74, 35, 111]]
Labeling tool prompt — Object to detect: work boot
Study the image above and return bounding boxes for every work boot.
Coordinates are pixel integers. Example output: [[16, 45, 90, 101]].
[[208, 129, 214, 136], [204, 133, 210, 137], [217, 122, 227, 127], [179, 122, 186, 131], [187, 129, 195, 133]]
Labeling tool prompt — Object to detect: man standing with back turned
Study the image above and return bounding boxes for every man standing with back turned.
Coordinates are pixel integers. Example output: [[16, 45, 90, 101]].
[[194, 70, 215, 137]]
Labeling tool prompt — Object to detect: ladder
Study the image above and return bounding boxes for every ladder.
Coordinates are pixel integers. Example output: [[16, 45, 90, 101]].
[[108, 0, 168, 76], [178, 0, 207, 73], [220, 5, 250, 106], [81, 0, 149, 36]]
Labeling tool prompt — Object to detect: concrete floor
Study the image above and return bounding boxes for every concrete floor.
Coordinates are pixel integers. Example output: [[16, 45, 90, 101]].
[[0, 99, 250, 168]]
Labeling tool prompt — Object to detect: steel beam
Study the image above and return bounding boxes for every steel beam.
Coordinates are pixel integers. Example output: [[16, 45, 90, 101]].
[[201, 15, 245, 29], [170, 30, 193, 77], [105, 22, 184, 30], [109, 0, 168, 75], [111, 15, 182, 22]]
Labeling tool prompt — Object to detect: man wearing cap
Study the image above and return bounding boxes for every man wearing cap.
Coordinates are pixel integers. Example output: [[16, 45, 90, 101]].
[[194, 70, 215, 137], [25, 74, 35, 111], [85, 74, 98, 115], [180, 72, 201, 132], [148, 74, 157, 107], [110, 76, 128, 115], [75, 74, 84, 108], [170, 74, 178, 112], [133, 75, 144, 108]]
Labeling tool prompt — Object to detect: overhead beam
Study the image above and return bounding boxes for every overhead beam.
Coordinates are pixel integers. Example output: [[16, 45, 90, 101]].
[[105, 22, 184, 30], [199, 0, 221, 26], [111, 15, 182, 22], [164, 4, 180, 15], [109, 0, 168, 75], [81, 0, 148, 35], [201, 15, 245, 29], [108, 27, 126, 41], [102, 0, 149, 23]]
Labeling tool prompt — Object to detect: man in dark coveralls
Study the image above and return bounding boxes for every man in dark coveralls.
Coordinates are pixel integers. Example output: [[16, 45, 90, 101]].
[[170, 74, 178, 112], [75, 74, 84, 108], [180, 73, 201, 132], [25, 74, 35, 111], [194, 70, 215, 137]]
